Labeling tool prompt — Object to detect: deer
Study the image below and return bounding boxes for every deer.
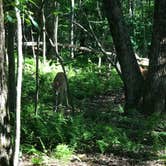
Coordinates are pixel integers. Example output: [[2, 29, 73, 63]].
[[139, 65, 148, 80], [52, 72, 69, 112]]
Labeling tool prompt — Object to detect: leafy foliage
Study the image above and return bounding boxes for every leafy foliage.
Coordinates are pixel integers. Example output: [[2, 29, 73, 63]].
[[21, 58, 166, 161], [52, 144, 74, 161], [3, 0, 165, 164]]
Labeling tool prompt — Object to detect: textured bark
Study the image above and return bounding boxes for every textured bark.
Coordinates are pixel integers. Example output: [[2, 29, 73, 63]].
[[7, 22, 16, 114], [13, 0, 23, 165], [0, 0, 11, 165], [103, 0, 144, 109], [144, 0, 166, 114]]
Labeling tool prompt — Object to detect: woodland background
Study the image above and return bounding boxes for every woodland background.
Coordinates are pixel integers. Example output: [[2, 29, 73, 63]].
[[0, 0, 165, 165]]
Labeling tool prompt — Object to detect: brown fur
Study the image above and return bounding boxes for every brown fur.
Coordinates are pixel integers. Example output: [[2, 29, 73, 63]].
[[52, 72, 69, 111], [139, 66, 148, 80]]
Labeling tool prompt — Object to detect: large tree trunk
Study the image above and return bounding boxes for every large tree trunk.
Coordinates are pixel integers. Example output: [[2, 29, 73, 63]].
[[144, 0, 166, 114], [103, 0, 144, 109], [0, 0, 11, 165]]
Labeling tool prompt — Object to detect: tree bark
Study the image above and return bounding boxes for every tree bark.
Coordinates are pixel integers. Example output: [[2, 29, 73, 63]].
[[30, 29, 36, 59], [53, 1, 59, 55], [13, 0, 23, 165], [7, 21, 16, 114], [103, 0, 144, 109], [0, 0, 11, 165], [42, 1, 46, 63], [144, 0, 166, 114], [34, 36, 39, 115], [70, 0, 75, 58]]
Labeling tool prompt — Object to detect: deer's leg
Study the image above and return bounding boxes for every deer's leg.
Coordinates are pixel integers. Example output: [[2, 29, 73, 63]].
[[65, 89, 69, 107]]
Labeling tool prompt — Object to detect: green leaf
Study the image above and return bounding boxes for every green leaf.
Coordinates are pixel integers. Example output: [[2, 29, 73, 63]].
[[6, 15, 13, 22], [29, 15, 39, 29]]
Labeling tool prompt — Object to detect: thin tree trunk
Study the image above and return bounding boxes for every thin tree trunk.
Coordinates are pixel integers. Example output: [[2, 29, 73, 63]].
[[103, 0, 144, 110], [98, 56, 102, 73], [129, 0, 134, 18], [13, 0, 23, 165], [0, 1, 11, 165], [35, 36, 40, 115], [70, 0, 75, 58], [54, 1, 59, 56], [34, 1, 44, 115], [97, 1, 102, 19], [31, 29, 36, 59], [42, 2, 46, 63]]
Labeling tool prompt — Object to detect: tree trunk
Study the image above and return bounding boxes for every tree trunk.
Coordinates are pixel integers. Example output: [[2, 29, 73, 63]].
[[31, 29, 36, 59], [13, 0, 23, 165], [42, 1, 46, 63], [53, 1, 59, 56], [34, 36, 40, 115], [144, 0, 166, 114], [70, 0, 75, 58], [7, 21, 16, 114], [35, 1, 44, 115], [103, 0, 144, 109], [0, 0, 11, 165], [128, 0, 134, 18]]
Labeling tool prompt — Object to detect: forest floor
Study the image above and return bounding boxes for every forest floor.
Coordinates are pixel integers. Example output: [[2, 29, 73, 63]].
[[20, 89, 165, 166], [20, 153, 165, 166]]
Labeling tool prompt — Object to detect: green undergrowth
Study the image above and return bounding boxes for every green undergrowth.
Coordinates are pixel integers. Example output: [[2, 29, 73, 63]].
[[21, 58, 166, 162], [21, 109, 166, 160], [22, 58, 122, 109]]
